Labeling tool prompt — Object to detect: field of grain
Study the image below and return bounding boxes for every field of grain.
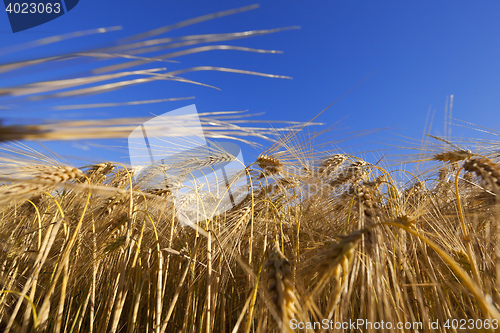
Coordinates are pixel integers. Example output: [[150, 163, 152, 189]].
[[1, 5, 500, 333]]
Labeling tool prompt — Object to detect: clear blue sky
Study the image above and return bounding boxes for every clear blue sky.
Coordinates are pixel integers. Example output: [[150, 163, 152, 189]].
[[1, 1, 499, 166]]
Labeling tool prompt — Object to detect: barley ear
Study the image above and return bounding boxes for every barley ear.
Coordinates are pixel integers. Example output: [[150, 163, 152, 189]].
[[257, 155, 283, 175], [310, 229, 363, 296], [433, 149, 474, 163], [264, 240, 297, 332], [463, 158, 500, 195]]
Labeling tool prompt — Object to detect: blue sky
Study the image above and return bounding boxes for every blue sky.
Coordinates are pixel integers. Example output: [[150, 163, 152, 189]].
[[1, 1, 500, 166]]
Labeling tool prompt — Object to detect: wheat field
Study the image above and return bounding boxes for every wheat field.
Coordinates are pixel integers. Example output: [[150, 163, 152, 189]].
[[1, 5, 500, 333]]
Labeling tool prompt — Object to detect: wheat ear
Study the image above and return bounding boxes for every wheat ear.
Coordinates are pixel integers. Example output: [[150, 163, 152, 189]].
[[329, 160, 368, 187], [0, 165, 83, 205], [310, 229, 364, 296], [354, 183, 384, 224], [319, 154, 347, 175], [264, 240, 297, 331], [433, 149, 474, 163], [463, 158, 500, 194], [257, 155, 283, 175]]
